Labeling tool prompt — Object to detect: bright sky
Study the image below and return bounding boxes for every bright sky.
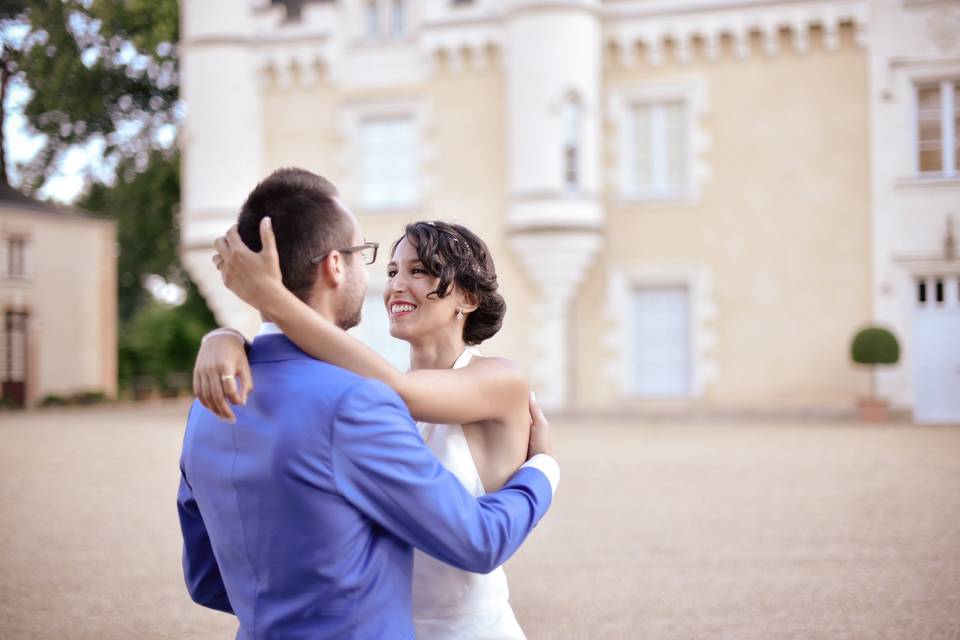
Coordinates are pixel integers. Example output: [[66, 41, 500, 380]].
[[2, 14, 179, 206], [5, 77, 114, 204]]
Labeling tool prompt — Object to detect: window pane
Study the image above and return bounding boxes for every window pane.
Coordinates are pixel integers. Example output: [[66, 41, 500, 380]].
[[359, 116, 419, 209], [918, 85, 943, 172], [955, 83, 960, 170], [664, 102, 687, 187], [631, 104, 652, 189], [631, 100, 690, 193], [366, 0, 379, 37], [391, 0, 404, 36]]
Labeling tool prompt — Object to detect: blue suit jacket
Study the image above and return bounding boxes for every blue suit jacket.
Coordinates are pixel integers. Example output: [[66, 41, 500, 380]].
[[177, 334, 553, 640]]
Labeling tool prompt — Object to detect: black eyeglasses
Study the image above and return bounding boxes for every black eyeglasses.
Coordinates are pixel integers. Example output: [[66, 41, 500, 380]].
[[310, 241, 379, 266]]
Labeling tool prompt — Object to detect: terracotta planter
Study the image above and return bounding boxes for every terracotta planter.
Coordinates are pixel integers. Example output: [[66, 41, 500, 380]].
[[858, 398, 890, 422]]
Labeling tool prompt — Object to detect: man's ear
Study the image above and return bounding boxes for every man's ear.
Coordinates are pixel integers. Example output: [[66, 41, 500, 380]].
[[316, 251, 347, 288]]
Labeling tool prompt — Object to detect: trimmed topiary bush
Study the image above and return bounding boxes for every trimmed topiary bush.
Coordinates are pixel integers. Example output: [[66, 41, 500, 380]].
[[850, 326, 900, 405], [851, 327, 900, 366]]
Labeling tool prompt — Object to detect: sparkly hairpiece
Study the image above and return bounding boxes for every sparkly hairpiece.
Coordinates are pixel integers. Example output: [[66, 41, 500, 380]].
[[426, 221, 473, 258]]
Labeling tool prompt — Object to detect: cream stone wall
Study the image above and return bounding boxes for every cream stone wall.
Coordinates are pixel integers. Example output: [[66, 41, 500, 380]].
[[260, 64, 538, 369], [0, 207, 117, 405], [576, 25, 872, 411], [182, 0, 921, 415]]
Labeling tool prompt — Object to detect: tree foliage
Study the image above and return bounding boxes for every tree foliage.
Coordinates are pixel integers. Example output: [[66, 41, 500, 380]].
[[0, 1, 216, 393], [2, 0, 179, 191]]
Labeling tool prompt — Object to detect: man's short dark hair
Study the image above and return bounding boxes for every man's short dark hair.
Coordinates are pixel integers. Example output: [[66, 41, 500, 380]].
[[237, 168, 353, 302]]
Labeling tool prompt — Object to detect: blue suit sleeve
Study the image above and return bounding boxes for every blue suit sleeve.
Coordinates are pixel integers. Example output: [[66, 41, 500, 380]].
[[330, 379, 553, 574], [176, 464, 234, 614]]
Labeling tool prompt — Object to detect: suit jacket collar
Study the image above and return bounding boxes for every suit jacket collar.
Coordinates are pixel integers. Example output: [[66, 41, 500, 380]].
[[249, 334, 313, 363]]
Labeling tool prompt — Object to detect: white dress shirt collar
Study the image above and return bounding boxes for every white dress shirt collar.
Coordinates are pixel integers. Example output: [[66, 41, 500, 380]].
[[257, 322, 284, 336]]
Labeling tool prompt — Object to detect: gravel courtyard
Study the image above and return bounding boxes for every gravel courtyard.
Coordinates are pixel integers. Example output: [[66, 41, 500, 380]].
[[1, 402, 959, 639]]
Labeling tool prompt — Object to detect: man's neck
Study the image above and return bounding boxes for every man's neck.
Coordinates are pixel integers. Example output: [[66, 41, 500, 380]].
[[257, 294, 341, 335]]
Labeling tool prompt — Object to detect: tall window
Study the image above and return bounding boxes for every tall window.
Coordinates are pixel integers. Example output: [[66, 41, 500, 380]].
[[359, 116, 420, 210], [364, 0, 379, 38], [628, 100, 689, 198], [391, 0, 405, 37], [562, 96, 581, 191], [364, 0, 406, 39], [916, 80, 959, 176], [6, 235, 27, 278]]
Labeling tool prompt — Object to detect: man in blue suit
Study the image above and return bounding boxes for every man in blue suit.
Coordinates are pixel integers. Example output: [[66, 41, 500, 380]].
[[177, 168, 558, 639]]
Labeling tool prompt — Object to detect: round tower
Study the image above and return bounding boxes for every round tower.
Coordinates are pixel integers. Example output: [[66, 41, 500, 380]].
[[503, 0, 604, 410], [180, 0, 267, 335]]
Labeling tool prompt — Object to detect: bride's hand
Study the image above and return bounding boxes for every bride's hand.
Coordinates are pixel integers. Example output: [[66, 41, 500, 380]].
[[527, 392, 553, 458], [212, 217, 284, 310], [193, 330, 253, 423]]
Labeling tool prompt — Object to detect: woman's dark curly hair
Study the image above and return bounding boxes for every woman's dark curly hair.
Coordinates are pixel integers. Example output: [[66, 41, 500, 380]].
[[393, 221, 506, 345]]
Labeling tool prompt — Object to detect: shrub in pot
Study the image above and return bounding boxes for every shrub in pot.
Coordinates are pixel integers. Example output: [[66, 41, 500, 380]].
[[850, 326, 900, 421]]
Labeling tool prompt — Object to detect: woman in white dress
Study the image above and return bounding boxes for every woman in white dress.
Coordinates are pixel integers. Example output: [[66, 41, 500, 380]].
[[194, 220, 534, 639]]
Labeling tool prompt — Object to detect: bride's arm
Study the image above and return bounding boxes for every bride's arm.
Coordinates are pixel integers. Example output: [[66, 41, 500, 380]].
[[209, 220, 529, 426]]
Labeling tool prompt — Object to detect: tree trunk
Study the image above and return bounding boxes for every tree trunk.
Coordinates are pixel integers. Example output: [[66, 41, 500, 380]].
[[0, 58, 9, 186]]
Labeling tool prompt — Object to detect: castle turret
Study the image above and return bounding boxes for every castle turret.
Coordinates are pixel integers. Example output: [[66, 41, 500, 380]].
[[503, 0, 604, 409], [180, 0, 267, 335]]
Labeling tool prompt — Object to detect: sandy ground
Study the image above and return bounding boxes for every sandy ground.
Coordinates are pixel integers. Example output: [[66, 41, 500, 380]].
[[1, 402, 959, 640]]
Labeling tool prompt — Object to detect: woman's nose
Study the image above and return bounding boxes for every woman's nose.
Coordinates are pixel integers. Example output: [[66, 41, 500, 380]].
[[387, 272, 406, 293]]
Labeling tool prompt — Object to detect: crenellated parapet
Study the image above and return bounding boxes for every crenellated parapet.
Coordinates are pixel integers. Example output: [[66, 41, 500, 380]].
[[419, 23, 503, 73], [259, 42, 333, 89], [604, 0, 868, 68]]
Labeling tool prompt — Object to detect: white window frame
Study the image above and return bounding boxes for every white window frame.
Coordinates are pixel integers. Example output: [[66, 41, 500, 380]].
[[603, 265, 717, 400], [359, 0, 409, 41], [609, 80, 708, 205], [340, 99, 428, 214], [912, 78, 959, 178], [1, 233, 33, 281]]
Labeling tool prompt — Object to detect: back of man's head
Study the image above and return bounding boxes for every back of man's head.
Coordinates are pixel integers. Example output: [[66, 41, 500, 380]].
[[237, 168, 353, 302]]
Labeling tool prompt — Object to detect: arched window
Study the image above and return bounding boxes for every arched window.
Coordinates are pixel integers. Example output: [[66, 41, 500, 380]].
[[562, 93, 582, 191]]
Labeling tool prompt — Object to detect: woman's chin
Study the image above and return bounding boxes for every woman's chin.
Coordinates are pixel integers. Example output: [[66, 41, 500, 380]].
[[388, 324, 411, 341]]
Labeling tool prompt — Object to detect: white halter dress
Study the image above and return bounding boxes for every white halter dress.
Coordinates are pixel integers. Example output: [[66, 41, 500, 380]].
[[412, 347, 526, 640]]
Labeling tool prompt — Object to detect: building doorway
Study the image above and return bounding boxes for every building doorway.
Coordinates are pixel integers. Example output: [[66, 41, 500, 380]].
[[912, 276, 960, 423], [2, 310, 28, 408]]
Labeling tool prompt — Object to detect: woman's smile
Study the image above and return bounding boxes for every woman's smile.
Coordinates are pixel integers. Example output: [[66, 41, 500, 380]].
[[389, 300, 418, 319]]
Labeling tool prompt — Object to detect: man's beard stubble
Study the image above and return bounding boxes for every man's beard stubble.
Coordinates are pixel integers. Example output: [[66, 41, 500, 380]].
[[335, 268, 365, 331]]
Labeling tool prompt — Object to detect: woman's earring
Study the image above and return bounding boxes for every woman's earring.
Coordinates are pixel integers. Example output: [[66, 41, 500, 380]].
[[456, 309, 464, 321]]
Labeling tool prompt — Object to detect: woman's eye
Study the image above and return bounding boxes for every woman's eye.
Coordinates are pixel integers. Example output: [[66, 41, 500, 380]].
[[386, 269, 397, 277], [412, 268, 426, 275]]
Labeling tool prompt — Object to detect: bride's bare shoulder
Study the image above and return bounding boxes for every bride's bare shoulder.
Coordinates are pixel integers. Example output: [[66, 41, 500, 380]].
[[464, 354, 527, 386]]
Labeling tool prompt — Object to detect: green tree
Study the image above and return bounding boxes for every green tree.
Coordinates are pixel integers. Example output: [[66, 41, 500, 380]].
[[2, 0, 179, 192], [80, 151, 216, 391], [2, 0, 216, 393]]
